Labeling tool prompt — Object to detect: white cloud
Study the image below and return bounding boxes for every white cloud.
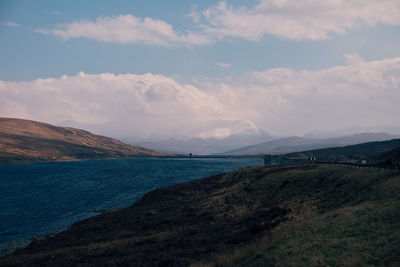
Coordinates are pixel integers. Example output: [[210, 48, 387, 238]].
[[3, 22, 20, 27], [1, 56, 400, 139], [195, 128, 232, 139], [202, 0, 400, 40], [246, 55, 400, 134], [36, 1, 400, 45], [37, 14, 210, 46], [187, 6, 201, 23], [216, 62, 231, 68], [0, 72, 229, 139]]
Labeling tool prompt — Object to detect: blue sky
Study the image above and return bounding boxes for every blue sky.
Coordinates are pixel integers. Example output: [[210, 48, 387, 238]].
[[1, 0, 400, 140]]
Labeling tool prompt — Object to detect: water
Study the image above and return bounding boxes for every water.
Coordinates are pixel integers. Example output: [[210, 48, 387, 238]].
[[0, 157, 262, 246]]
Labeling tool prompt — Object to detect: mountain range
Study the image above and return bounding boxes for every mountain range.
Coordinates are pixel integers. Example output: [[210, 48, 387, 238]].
[[57, 119, 400, 156], [0, 118, 164, 164], [137, 130, 274, 155]]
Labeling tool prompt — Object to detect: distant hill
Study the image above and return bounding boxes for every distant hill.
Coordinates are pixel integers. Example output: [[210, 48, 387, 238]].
[[221, 132, 400, 155], [276, 138, 400, 163], [0, 118, 164, 164], [137, 130, 275, 155]]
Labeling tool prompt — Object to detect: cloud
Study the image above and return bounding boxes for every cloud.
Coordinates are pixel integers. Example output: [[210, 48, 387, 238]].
[[187, 6, 201, 23], [216, 62, 231, 68], [0, 72, 228, 139], [246, 55, 400, 134], [1, 55, 400, 139], [2, 22, 20, 27], [195, 128, 232, 139], [36, 1, 400, 45], [37, 14, 211, 46], [202, 0, 400, 40]]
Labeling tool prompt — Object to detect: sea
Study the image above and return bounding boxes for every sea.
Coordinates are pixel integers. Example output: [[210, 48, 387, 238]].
[[0, 157, 262, 254]]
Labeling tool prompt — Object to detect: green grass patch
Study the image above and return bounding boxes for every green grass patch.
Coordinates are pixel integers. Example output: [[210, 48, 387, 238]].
[[220, 201, 400, 266]]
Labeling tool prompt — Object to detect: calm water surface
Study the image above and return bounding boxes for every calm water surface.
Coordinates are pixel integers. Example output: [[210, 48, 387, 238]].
[[0, 157, 262, 244]]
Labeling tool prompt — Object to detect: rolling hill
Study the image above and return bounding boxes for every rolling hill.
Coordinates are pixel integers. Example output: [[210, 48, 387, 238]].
[[221, 132, 400, 155], [272, 138, 400, 163], [0, 117, 164, 164], [369, 147, 400, 166]]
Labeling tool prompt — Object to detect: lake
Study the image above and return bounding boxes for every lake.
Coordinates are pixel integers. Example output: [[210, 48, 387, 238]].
[[0, 157, 262, 247]]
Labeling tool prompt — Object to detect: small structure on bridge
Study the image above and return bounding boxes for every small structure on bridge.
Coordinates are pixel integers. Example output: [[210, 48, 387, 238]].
[[264, 155, 271, 165], [264, 155, 281, 166]]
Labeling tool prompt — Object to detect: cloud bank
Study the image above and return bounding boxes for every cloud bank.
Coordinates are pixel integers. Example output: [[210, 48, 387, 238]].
[[36, 1, 400, 45], [1, 55, 399, 139]]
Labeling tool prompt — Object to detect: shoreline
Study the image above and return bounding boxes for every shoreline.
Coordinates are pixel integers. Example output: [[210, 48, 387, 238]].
[[0, 207, 121, 257], [0, 154, 263, 166], [0, 158, 263, 258], [0, 228, 65, 257]]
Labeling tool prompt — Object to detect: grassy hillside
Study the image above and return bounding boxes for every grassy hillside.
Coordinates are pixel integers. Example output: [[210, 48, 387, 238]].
[[222, 133, 400, 155], [276, 138, 400, 163], [369, 147, 400, 166], [0, 117, 164, 164], [2, 164, 399, 266]]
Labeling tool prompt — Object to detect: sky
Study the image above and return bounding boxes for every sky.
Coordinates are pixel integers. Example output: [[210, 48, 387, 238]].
[[1, 0, 400, 141]]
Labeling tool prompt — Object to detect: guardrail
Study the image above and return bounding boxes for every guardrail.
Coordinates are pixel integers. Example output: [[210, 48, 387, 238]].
[[264, 160, 400, 173], [317, 161, 400, 172]]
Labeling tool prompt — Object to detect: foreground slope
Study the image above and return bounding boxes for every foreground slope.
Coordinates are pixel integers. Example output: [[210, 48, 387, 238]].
[[2, 164, 399, 266], [0, 117, 164, 164]]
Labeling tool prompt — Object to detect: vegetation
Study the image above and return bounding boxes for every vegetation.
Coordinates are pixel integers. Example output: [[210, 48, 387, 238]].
[[274, 138, 400, 163], [222, 133, 399, 155], [2, 164, 399, 266], [211, 201, 400, 266], [369, 147, 400, 166]]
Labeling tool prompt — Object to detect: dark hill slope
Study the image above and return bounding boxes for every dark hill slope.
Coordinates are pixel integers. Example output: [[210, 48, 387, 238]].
[[0, 117, 164, 164], [2, 164, 399, 266], [222, 132, 400, 155], [278, 138, 400, 162], [369, 147, 400, 166]]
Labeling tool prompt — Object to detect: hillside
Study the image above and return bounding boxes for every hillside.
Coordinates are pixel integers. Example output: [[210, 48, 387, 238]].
[[2, 164, 399, 266], [0, 118, 164, 164], [369, 147, 400, 166], [275, 138, 400, 163], [222, 132, 400, 155]]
